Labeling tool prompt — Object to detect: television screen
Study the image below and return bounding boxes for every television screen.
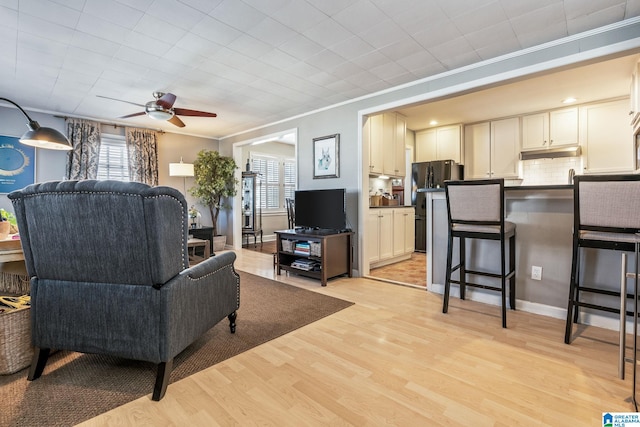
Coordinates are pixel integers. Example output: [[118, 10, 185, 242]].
[[294, 188, 346, 232]]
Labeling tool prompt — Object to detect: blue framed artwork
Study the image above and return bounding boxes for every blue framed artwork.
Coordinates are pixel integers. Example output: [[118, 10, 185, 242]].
[[0, 135, 35, 194]]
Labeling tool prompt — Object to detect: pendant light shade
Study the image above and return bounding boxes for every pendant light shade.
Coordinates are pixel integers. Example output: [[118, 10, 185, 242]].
[[0, 97, 72, 150]]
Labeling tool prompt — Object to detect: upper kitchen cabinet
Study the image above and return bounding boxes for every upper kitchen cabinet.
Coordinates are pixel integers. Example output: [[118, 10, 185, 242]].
[[630, 59, 640, 130], [415, 125, 462, 163], [464, 122, 491, 179], [366, 114, 384, 175], [365, 112, 406, 177], [581, 98, 633, 174], [521, 107, 578, 150], [464, 118, 519, 179]]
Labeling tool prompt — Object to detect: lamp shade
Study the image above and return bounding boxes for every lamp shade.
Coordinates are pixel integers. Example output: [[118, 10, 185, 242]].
[[169, 162, 194, 177], [0, 97, 72, 150], [20, 123, 72, 150]]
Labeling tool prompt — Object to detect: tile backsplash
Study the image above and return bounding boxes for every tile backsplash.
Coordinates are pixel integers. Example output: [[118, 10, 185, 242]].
[[520, 157, 582, 185]]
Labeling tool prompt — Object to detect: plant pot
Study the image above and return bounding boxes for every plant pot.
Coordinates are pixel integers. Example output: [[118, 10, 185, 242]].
[[212, 235, 226, 252]]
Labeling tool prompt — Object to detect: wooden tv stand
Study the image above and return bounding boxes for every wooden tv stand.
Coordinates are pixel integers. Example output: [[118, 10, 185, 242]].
[[275, 229, 354, 286]]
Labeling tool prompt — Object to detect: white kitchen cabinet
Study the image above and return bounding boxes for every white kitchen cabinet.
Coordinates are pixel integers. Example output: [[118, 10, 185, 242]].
[[415, 129, 436, 162], [382, 113, 406, 177], [394, 114, 406, 176], [464, 118, 519, 179], [464, 122, 491, 179], [365, 112, 406, 177], [522, 108, 578, 150], [491, 117, 520, 178], [630, 60, 640, 129], [581, 98, 633, 174], [366, 114, 384, 174], [367, 209, 393, 264], [415, 125, 462, 163], [393, 207, 415, 257]]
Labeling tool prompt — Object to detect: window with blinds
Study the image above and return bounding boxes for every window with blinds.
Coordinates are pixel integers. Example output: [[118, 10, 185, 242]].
[[250, 153, 296, 212], [97, 134, 129, 181]]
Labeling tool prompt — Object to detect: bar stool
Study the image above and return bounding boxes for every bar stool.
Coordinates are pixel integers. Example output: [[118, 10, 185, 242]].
[[442, 178, 516, 328], [564, 174, 640, 379]]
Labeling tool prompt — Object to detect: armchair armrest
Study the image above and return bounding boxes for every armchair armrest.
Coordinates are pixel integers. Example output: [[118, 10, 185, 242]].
[[182, 251, 237, 280]]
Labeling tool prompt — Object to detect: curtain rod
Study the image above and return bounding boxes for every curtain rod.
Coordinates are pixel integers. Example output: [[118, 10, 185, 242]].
[[53, 114, 165, 133]]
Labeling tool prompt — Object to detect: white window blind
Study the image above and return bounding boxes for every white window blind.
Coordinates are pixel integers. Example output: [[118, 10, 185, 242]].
[[251, 153, 296, 212], [283, 159, 296, 201], [97, 134, 129, 181]]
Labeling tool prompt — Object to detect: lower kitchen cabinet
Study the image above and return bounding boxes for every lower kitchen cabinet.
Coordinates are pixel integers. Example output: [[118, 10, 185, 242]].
[[367, 209, 393, 264], [368, 207, 414, 268], [393, 208, 415, 257]]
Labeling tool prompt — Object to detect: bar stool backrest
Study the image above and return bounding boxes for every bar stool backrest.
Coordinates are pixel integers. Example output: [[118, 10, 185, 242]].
[[575, 175, 640, 233], [445, 179, 504, 226]]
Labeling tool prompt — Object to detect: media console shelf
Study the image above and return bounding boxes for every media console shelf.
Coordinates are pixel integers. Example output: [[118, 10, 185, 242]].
[[275, 229, 354, 286]]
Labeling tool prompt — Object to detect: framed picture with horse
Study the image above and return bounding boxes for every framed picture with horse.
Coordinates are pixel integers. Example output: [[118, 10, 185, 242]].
[[312, 133, 339, 179]]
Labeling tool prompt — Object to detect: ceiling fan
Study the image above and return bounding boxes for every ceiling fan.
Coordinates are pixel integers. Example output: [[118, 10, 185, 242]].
[[97, 91, 217, 128]]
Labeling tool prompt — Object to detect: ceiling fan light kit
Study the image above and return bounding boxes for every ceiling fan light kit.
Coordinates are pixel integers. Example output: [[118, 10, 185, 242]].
[[98, 91, 216, 128]]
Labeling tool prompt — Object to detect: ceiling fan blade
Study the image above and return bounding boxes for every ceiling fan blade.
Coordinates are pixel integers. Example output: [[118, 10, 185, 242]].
[[119, 112, 146, 119], [97, 95, 145, 108], [173, 108, 217, 117], [168, 115, 185, 127], [156, 92, 176, 109]]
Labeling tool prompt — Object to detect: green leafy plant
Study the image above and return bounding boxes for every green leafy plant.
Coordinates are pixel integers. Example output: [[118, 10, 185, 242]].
[[0, 209, 16, 226], [189, 150, 238, 237]]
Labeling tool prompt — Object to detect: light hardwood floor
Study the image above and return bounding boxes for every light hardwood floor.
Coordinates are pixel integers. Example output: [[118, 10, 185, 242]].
[[80, 249, 635, 426]]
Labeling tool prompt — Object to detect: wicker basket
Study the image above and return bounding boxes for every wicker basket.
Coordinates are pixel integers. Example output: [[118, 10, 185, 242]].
[[281, 239, 294, 253], [310, 241, 321, 257], [0, 306, 32, 375]]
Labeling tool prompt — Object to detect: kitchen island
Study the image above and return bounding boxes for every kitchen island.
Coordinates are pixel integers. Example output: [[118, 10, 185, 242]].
[[423, 185, 630, 329]]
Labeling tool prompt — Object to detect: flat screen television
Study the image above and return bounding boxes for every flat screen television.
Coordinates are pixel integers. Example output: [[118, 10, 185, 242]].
[[294, 188, 346, 232]]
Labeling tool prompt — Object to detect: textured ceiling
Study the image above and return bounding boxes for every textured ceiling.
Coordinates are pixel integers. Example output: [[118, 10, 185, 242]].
[[0, 0, 639, 139]]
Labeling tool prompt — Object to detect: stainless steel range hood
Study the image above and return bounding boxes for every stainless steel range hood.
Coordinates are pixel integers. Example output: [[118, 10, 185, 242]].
[[519, 146, 582, 160]]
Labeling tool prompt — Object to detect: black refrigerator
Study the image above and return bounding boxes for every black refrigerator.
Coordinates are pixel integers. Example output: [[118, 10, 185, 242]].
[[411, 160, 463, 252]]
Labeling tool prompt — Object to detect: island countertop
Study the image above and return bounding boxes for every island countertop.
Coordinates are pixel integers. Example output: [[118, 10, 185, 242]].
[[417, 184, 572, 192]]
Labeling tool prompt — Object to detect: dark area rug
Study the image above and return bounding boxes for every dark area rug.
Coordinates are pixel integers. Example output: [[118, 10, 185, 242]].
[[0, 271, 353, 427]]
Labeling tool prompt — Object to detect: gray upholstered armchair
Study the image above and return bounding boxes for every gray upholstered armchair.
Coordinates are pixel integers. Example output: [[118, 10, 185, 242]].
[[8, 180, 240, 401]]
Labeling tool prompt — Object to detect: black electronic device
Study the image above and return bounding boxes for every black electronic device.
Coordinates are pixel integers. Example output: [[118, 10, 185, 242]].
[[294, 188, 346, 232]]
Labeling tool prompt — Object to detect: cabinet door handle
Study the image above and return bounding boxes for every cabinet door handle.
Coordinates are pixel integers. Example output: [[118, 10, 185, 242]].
[[543, 140, 547, 145]]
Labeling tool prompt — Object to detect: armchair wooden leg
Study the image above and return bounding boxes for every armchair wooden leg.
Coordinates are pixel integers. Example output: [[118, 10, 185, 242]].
[[228, 311, 237, 333], [152, 359, 173, 401], [27, 347, 50, 381]]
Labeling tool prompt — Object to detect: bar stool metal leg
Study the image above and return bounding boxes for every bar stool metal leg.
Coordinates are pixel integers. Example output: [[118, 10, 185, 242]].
[[621, 253, 627, 380], [633, 240, 639, 412]]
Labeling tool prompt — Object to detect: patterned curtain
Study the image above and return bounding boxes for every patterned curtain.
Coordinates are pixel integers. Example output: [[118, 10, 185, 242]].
[[65, 119, 101, 180], [126, 127, 158, 186]]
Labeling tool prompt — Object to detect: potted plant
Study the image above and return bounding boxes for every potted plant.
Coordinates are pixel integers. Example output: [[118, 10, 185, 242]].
[[190, 149, 239, 251]]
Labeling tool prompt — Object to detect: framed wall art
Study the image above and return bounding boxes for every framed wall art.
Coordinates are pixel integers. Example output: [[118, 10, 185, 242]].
[[313, 133, 339, 179], [0, 135, 35, 194]]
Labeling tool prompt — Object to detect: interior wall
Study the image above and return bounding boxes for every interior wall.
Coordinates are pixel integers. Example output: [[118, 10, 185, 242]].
[[157, 131, 219, 228], [220, 20, 640, 277]]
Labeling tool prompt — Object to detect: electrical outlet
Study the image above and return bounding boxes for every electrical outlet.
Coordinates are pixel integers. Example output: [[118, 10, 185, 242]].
[[532, 265, 542, 281]]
